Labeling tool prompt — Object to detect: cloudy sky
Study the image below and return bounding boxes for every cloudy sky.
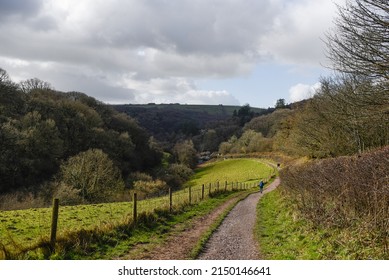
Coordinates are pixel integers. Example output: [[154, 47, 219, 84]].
[[0, 0, 344, 108]]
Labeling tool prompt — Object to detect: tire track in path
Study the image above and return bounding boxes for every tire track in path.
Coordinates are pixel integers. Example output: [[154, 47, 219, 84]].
[[198, 178, 280, 260]]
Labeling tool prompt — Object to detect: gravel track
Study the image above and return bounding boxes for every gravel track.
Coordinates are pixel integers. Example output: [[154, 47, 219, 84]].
[[198, 178, 280, 260]]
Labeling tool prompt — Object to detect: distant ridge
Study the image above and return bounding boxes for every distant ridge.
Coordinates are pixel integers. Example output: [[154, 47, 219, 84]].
[[112, 103, 270, 141], [114, 103, 267, 116]]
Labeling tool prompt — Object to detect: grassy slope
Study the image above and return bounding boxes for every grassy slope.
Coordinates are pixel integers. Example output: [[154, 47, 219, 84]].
[[187, 158, 273, 187]]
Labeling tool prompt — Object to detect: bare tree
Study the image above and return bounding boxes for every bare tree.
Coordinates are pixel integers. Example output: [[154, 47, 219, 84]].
[[19, 77, 53, 93], [0, 68, 16, 89], [325, 0, 389, 80], [0, 68, 10, 84]]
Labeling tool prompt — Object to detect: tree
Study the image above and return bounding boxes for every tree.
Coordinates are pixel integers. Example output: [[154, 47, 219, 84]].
[[0, 68, 10, 84], [173, 140, 198, 168], [325, 0, 389, 81], [0, 112, 63, 192], [236, 104, 255, 126], [290, 75, 389, 157], [0, 68, 21, 117], [59, 149, 124, 203], [275, 99, 286, 109], [312, 0, 389, 156], [19, 78, 52, 93], [202, 129, 219, 152]]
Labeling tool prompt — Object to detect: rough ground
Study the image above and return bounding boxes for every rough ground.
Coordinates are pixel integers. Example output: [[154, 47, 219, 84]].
[[198, 178, 280, 260]]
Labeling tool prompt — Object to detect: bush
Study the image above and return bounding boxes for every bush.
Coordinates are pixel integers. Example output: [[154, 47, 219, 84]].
[[133, 179, 168, 199], [59, 149, 124, 203], [281, 146, 389, 255], [0, 192, 46, 211], [160, 164, 194, 190], [52, 182, 83, 205]]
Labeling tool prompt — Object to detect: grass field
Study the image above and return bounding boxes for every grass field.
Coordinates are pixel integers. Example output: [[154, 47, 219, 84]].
[[187, 158, 274, 187], [0, 158, 273, 259]]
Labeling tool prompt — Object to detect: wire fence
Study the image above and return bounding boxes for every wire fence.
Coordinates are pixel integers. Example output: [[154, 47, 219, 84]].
[[0, 180, 260, 255]]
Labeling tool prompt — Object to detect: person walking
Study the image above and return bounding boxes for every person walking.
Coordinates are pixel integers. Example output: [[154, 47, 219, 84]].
[[258, 180, 264, 193]]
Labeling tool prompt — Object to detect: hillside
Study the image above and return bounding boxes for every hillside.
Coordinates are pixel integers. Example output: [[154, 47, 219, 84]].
[[114, 103, 267, 116], [0, 72, 163, 199], [113, 103, 270, 144]]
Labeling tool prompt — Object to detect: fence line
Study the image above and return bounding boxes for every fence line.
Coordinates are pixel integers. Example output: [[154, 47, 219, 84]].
[[3, 181, 256, 252]]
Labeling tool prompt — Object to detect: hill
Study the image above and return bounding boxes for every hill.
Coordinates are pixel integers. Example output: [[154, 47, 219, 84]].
[[114, 103, 266, 116], [113, 103, 271, 146]]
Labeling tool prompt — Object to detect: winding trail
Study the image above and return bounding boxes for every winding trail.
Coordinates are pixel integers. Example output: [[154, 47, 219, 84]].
[[198, 178, 280, 260]]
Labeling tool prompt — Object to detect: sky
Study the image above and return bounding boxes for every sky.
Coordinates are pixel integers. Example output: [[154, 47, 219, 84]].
[[0, 0, 344, 108]]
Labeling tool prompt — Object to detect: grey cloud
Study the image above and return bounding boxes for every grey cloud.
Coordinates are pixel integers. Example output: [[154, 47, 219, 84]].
[[28, 15, 58, 31], [0, 0, 277, 78], [45, 70, 137, 104], [84, 0, 277, 55], [0, 0, 43, 20]]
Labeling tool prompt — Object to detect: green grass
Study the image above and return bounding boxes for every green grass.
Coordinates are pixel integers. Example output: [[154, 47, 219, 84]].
[[256, 188, 322, 259], [187, 158, 274, 187]]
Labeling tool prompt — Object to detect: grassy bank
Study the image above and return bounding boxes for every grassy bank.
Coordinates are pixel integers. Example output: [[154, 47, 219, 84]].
[[256, 188, 321, 259], [256, 187, 386, 259]]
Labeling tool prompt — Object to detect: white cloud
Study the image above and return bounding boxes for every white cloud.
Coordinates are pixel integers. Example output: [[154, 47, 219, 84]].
[[289, 82, 320, 103], [118, 76, 240, 105], [261, 0, 343, 65]]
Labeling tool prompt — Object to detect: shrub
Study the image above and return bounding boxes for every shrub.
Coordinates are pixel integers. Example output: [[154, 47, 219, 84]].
[[59, 149, 124, 203], [281, 146, 389, 255], [162, 164, 194, 189], [52, 182, 83, 205], [133, 179, 168, 199]]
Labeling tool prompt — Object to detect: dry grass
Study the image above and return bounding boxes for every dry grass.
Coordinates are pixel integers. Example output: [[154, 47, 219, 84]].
[[280, 146, 389, 258]]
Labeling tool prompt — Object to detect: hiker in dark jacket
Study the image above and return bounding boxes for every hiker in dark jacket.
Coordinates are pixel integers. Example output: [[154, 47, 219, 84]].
[[259, 180, 264, 193]]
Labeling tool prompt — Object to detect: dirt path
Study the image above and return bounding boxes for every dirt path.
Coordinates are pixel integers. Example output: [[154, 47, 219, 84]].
[[198, 178, 280, 260], [125, 193, 244, 260]]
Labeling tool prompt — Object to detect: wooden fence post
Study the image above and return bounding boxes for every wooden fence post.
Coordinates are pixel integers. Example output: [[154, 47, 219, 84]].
[[50, 198, 59, 252], [133, 193, 137, 223], [169, 188, 172, 212], [201, 184, 205, 200], [217, 181, 220, 192]]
